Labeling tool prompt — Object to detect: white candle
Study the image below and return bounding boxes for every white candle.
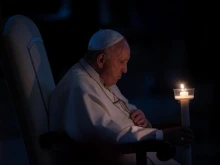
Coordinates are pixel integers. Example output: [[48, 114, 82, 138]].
[[180, 99, 192, 165], [174, 83, 194, 165], [174, 84, 194, 100], [180, 91, 188, 97]]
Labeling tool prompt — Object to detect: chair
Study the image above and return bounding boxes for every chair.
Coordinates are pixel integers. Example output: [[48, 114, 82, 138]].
[[1, 15, 176, 165], [1, 15, 55, 165]]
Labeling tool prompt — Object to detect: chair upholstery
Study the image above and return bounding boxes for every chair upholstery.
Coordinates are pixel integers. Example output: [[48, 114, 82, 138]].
[[2, 15, 55, 165]]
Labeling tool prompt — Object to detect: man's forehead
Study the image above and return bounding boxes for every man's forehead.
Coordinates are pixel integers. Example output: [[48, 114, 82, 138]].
[[116, 48, 130, 60]]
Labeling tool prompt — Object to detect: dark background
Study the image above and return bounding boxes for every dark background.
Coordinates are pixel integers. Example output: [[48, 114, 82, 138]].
[[1, 0, 218, 164]]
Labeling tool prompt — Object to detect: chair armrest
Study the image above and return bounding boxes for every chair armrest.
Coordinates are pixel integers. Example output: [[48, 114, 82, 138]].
[[152, 121, 181, 130], [39, 131, 175, 162]]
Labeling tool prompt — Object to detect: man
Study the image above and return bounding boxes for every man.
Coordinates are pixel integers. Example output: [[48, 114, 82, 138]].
[[49, 29, 193, 165]]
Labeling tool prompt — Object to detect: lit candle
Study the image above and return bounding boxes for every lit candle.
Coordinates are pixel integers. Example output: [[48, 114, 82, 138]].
[[180, 84, 188, 97], [174, 84, 194, 100], [173, 83, 195, 165]]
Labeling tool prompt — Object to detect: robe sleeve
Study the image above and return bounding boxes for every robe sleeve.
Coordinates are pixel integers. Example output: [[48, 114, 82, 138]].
[[75, 91, 162, 144]]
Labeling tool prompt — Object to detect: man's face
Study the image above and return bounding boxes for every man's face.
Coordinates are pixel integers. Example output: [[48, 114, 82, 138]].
[[100, 40, 130, 86]]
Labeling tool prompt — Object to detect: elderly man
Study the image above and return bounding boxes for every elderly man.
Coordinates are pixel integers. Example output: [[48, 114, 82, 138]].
[[49, 29, 193, 165]]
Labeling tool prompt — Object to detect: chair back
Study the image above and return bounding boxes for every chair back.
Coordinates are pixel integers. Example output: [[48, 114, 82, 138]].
[[2, 15, 55, 165]]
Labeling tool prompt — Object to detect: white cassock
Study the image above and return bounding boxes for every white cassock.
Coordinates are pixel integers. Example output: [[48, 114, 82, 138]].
[[49, 58, 180, 165]]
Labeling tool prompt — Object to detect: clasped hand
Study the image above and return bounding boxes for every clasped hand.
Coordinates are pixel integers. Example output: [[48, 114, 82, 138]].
[[130, 109, 148, 128]]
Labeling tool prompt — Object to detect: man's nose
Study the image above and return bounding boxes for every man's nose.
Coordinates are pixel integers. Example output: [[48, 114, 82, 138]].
[[122, 65, 127, 73]]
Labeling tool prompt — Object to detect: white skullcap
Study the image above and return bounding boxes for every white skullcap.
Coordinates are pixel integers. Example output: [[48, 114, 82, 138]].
[[88, 29, 124, 51]]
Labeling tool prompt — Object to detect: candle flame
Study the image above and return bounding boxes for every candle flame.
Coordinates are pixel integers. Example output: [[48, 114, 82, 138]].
[[181, 84, 184, 89]]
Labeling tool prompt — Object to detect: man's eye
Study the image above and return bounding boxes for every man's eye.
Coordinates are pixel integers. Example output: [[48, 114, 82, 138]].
[[120, 61, 124, 64]]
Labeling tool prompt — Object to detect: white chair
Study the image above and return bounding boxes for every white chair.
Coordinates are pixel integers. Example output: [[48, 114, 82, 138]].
[[2, 15, 55, 165]]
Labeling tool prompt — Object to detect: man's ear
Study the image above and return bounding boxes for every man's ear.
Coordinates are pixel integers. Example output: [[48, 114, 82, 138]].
[[96, 53, 106, 68]]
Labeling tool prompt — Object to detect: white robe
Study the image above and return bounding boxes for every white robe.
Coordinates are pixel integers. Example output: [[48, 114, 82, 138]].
[[49, 58, 180, 165]]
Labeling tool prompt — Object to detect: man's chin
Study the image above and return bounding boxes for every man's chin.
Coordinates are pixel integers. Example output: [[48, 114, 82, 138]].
[[112, 77, 121, 85], [112, 80, 118, 85]]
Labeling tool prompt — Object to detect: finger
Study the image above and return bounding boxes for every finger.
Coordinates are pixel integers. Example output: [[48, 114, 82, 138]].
[[181, 136, 193, 143], [178, 137, 193, 147], [182, 134, 194, 142], [137, 118, 146, 125], [141, 121, 148, 128], [180, 129, 193, 136], [180, 127, 193, 135], [182, 137, 194, 144], [180, 131, 194, 140], [130, 110, 141, 119], [134, 115, 143, 123], [182, 128, 193, 134]]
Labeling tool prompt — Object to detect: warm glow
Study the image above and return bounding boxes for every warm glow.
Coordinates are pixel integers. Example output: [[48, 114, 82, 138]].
[[173, 83, 194, 100], [181, 84, 184, 90]]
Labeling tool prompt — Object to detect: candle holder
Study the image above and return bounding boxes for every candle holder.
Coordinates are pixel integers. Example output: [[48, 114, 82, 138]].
[[173, 88, 195, 100], [173, 84, 195, 165]]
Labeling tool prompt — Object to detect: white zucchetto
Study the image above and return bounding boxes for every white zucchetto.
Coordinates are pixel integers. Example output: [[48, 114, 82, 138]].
[[88, 29, 124, 51]]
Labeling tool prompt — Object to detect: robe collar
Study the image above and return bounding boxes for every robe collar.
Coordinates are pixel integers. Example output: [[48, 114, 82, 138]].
[[79, 58, 130, 116], [79, 58, 110, 88]]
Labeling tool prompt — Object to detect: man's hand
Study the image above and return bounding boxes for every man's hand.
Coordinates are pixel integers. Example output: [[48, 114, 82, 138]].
[[130, 109, 148, 128], [163, 126, 194, 147]]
